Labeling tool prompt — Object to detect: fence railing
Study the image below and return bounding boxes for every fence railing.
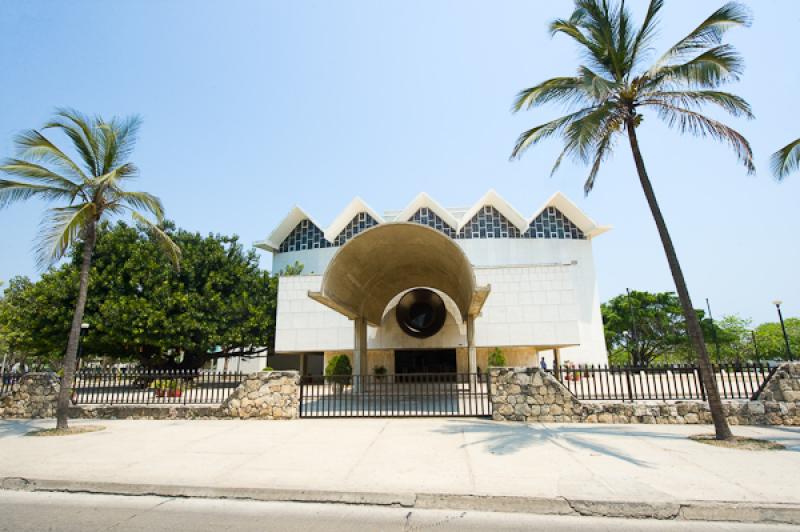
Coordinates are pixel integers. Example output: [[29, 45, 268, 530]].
[[555, 363, 776, 401], [300, 372, 491, 418], [72, 369, 246, 405]]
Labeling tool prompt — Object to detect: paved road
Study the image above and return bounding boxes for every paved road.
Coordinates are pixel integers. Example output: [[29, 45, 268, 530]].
[[0, 490, 795, 532]]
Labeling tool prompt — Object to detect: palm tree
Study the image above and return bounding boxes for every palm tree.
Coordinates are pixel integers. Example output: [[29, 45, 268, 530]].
[[0, 109, 180, 429], [771, 138, 800, 180], [511, 0, 755, 440]]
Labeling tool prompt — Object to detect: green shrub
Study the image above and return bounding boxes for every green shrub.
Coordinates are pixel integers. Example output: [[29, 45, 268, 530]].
[[373, 365, 387, 376], [325, 354, 352, 385], [262, 366, 274, 371], [488, 348, 506, 367]]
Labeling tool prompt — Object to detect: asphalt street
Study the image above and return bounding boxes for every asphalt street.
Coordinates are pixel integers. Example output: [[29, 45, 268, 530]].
[[0, 490, 796, 532]]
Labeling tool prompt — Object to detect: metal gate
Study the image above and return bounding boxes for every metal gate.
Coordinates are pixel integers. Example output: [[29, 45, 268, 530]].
[[299, 373, 491, 418]]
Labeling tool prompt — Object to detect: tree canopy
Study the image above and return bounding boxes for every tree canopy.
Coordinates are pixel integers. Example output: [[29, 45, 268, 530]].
[[0, 221, 292, 369], [602, 290, 796, 365]]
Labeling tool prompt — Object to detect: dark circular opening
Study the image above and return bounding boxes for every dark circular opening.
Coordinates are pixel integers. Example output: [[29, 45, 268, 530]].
[[396, 289, 446, 338]]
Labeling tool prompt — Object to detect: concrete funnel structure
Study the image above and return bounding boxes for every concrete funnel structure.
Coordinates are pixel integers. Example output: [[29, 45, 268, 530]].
[[309, 222, 488, 326]]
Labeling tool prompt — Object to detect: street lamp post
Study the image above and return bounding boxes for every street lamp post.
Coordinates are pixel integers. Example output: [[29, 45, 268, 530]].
[[706, 298, 721, 365], [772, 301, 793, 361], [751, 330, 760, 361]]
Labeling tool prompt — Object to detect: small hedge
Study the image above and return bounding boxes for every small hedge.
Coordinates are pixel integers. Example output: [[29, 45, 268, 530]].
[[488, 347, 506, 367], [325, 354, 352, 385]]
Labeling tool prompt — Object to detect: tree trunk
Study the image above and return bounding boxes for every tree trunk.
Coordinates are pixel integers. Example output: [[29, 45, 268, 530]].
[[55, 220, 97, 430], [625, 121, 733, 440]]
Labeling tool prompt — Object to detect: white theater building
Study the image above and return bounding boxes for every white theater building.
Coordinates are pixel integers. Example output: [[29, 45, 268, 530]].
[[256, 190, 610, 378]]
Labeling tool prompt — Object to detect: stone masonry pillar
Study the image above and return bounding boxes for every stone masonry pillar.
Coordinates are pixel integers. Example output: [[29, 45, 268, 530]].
[[467, 315, 477, 375], [353, 317, 368, 392]]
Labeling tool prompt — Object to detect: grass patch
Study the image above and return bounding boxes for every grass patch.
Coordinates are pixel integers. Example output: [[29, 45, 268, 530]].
[[689, 434, 784, 450], [27, 425, 105, 437]]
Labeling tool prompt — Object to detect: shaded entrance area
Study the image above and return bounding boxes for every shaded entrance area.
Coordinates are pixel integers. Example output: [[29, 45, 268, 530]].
[[395, 349, 456, 375]]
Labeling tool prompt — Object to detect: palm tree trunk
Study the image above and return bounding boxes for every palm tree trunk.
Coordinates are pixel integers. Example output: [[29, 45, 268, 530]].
[[625, 121, 733, 440], [55, 220, 97, 429]]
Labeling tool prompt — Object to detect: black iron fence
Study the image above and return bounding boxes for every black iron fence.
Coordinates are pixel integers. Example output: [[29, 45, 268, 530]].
[[555, 362, 776, 401], [300, 372, 491, 418], [72, 369, 245, 405]]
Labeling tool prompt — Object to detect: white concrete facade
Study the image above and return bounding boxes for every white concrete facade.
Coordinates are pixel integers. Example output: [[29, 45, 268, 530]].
[[259, 191, 610, 369]]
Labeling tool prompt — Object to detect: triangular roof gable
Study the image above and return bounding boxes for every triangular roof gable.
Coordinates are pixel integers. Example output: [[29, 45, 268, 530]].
[[254, 205, 324, 252], [395, 192, 460, 230], [528, 192, 611, 239], [457, 189, 529, 233], [323, 197, 385, 242]]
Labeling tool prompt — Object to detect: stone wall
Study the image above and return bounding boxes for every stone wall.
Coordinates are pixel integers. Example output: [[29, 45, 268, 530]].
[[1, 371, 301, 421], [219, 371, 300, 420], [0, 373, 60, 418], [490, 365, 800, 426], [757, 363, 800, 402]]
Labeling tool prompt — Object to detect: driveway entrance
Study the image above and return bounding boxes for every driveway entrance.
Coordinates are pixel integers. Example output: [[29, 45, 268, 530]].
[[299, 371, 490, 418]]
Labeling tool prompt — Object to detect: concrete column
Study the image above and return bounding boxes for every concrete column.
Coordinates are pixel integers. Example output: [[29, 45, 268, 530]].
[[553, 347, 562, 380], [467, 315, 477, 375], [353, 317, 368, 392]]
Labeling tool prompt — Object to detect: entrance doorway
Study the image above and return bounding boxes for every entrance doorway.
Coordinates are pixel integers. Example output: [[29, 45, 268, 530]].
[[394, 349, 457, 374]]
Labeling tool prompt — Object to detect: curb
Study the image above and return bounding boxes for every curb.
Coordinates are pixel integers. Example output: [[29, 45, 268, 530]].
[[2, 477, 800, 525]]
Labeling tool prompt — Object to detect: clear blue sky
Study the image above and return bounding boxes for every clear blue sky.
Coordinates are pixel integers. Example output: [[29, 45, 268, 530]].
[[1, 1, 798, 325]]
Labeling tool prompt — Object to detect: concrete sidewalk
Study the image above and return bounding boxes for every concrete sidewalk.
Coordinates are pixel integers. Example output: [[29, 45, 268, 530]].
[[1, 418, 799, 521]]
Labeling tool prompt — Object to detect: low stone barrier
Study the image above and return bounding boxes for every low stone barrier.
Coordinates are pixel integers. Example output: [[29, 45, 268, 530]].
[[219, 371, 300, 420], [0, 373, 60, 418], [1, 370, 300, 421], [490, 364, 800, 426]]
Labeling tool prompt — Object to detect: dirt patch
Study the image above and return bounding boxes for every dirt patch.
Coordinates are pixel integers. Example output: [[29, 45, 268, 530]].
[[26, 425, 106, 437], [689, 434, 785, 450]]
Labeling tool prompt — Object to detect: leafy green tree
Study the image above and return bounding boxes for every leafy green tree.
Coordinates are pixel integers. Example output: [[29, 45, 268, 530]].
[[754, 318, 799, 361], [510, 0, 753, 439], [2, 221, 284, 370], [0, 109, 179, 429], [771, 138, 800, 180], [602, 291, 690, 366], [0, 275, 73, 369]]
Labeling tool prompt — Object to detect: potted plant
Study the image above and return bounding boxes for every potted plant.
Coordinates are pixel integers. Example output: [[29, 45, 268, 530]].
[[373, 365, 388, 382], [151, 379, 183, 398], [564, 361, 581, 381]]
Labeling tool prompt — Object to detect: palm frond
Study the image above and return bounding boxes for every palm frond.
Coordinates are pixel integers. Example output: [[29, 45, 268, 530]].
[[0, 179, 75, 208], [36, 203, 96, 268], [648, 45, 744, 88], [646, 101, 754, 173], [584, 114, 622, 194], [656, 2, 751, 64], [563, 103, 618, 163], [14, 129, 88, 181], [98, 115, 142, 175], [44, 109, 101, 177], [512, 77, 587, 112], [92, 162, 140, 200], [630, 0, 664, 68], [550, 7, 615, 80], [510, 107, 598, 160], [131, 211, 181, 269], [770, 138, 800, 181], [117, 190, 165, 219], [0, 159, 83, 193], [642, 90, 753, 118]]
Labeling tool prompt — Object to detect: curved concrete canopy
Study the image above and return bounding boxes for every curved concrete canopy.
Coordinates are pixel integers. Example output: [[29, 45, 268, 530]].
[[311, 223, 485, 325]]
